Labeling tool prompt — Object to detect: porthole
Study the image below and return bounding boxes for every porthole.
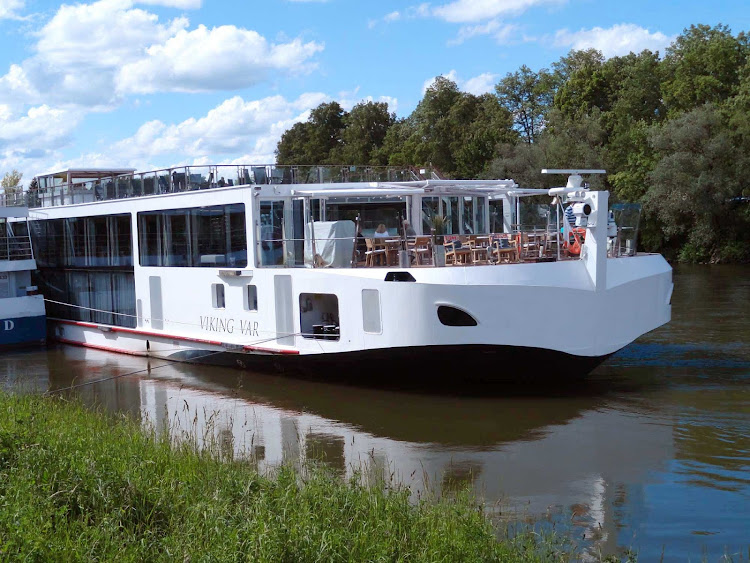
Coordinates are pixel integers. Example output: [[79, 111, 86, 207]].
[[437, 305, 477, 327]]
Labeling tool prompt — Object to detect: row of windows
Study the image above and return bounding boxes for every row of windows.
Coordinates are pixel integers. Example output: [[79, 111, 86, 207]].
[[30, 204, 248, 270], [30, 215, 132, 269], [138, 204, 247, 268], [34, 269, 136, 328]]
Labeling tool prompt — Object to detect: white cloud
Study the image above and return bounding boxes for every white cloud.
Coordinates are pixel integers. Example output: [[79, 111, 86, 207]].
[[554, 23, 674, 58], [423, 70, 496, 95], [0, 0, 324, 105], [448, 19, 518, 45], [0, 0, 24, 19], [384, 10, 401, 22], [463, 72, 498, 95], [0, 64, 38, 107], [0, 105, 83, 177], [116, 25, 324, 94], [36, 0, 188, 69], [138, 0, 201, 8], [111, 93, 330, 161], [370, 4, 429, 28], [433, 0, 564, 24]]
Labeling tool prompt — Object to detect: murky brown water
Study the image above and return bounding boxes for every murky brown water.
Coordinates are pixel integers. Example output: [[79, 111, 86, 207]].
[[1, 265, 748, 561]]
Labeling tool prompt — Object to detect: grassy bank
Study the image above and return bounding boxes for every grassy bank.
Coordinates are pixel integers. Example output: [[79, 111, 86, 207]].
[[0, 392, 578, 562]]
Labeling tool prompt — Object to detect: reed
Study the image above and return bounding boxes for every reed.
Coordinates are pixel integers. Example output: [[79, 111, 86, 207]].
[[0, 392, 596, 561]]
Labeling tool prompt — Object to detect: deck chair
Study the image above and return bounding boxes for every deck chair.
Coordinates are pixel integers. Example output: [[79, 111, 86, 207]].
[[365, 238, 386, 266]]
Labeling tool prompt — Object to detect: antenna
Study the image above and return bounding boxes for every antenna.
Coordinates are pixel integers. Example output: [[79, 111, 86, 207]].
[[541, 169, 606, 190]]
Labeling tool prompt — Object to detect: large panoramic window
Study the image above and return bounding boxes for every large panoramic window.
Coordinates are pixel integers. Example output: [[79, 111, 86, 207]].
[[29, 214, 132, 268], [137, 203, 247, 267]]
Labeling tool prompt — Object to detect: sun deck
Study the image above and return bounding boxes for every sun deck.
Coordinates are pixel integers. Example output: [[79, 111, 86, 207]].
[[13, 165, 439, 209]]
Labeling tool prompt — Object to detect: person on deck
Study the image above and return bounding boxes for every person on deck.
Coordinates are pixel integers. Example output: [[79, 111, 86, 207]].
[[374, 224, 390, 238], [403, 221, 417, 237], [564, 205, 576, 228]]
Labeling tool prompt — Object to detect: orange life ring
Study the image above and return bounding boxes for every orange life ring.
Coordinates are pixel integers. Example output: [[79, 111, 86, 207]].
[[565, 228, 586, 256]]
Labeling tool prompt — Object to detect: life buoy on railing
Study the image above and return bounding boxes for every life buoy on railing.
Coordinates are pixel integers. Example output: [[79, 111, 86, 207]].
[[565, 228, 586, 256]]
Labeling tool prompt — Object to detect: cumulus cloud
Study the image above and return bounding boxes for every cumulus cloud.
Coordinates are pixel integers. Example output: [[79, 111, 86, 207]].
[[0, 105, 82, 174], [448, 20, 518, 45], [139, 0, 202, 8], [36, 0, 188, 69], [0, 0, 324, 106], [463, 72, 499, 95], [110, 93, 330, 161], [116, 25, 323, 94], [0, 0, 24, 19], [423, 70, 497, 95], [554, 23, 674, 58], [0, 0, 328, 178], [432, 0, 564, 24]]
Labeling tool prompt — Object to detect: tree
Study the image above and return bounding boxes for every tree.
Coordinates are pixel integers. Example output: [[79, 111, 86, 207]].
[[275, 102, 346, 165], [495, 65, 556, 143], [488, 110, 606, 189], [336, 101, 395, 165], [552, 49, 607, 118], [644, 104, 747, 262], [375, 118, 416, 167], [450, 93, 515, 178], [408, 76, 463, 173], [276, 122, 314, 164], [2, 170, 23, 198], [662, 24, 750, 115]]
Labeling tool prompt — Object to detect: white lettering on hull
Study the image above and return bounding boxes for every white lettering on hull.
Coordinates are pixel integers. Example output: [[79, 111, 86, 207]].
[[199, 316, 259, 337], [3, 320, 14, 331]]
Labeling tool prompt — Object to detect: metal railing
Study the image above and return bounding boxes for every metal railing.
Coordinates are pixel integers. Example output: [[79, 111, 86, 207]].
[[0, 192, 27, 207], [10, 165, 442, 209], [255, 230, 583, 269], [0, 236, 34, 261]]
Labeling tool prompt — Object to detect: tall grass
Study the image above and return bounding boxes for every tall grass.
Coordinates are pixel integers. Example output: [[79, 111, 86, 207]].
[[0, 392, 591, 561]]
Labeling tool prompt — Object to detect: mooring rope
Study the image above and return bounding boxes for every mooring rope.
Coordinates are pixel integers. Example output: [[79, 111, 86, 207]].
[[42, 297, 306, 343]]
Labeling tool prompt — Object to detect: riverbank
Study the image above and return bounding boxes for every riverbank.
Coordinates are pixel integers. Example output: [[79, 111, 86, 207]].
[[0, 392, 586, 561]]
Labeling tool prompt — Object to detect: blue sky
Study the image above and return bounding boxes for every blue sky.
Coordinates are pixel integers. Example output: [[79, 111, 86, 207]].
[[0, 0, 748, 183]]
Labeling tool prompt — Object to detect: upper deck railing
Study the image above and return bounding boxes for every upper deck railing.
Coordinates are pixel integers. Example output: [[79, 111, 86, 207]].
[[0, 192, 27, 208], [6, 165, 444, 209], [0, 235, 34, 261]]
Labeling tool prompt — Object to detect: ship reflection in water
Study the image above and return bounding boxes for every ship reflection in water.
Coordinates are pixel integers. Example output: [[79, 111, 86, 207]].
[[2, 265, 749, 561], [0, 369, 739, 555]]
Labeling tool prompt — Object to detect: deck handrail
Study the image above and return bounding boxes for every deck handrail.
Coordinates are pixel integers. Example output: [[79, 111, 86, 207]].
[[9, 165, 446, 209], [0, 235, 34, 261]]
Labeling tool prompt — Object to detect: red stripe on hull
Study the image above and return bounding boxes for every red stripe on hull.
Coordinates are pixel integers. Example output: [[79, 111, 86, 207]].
[[51, 318, 299, 356], [56, 337, 147, 357]]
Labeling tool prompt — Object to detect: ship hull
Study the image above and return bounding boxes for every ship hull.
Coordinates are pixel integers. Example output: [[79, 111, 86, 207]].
[[0, 296, 46, 349]]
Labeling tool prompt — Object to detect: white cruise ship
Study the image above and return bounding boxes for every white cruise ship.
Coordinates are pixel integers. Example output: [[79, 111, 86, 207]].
[[21, 164, 671, 383]]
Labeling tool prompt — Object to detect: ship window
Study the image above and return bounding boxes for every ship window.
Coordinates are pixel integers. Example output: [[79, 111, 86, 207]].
[[32, 269, 136, 329], [300, 293, 339, 340], [245, 284, 258, 311], [258, 200, 285, 267], [29, 214, 131, 269], [212, 283, 225, 309], [362, 289, 381, 334], [137, 204, 247, 268]]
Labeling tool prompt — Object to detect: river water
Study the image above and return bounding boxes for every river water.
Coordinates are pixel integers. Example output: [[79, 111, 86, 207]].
[[1, 265, 748, 561]]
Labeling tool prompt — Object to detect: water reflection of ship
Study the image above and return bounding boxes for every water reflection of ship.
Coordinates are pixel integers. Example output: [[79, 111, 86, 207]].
[[44, 346, 678, 558]]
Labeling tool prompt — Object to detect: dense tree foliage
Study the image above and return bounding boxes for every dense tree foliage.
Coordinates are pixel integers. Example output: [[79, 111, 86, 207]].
[[276, 24, 750, 262]]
